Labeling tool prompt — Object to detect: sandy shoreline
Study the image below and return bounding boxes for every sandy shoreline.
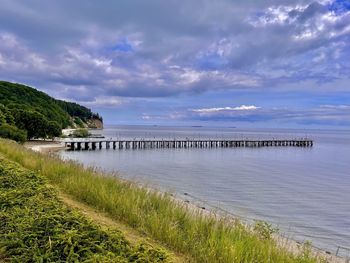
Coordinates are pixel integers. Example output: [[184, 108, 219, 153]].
[[24, 126, 81, 153], [23, 140, 346, 262], [24, 140, 66, 153]]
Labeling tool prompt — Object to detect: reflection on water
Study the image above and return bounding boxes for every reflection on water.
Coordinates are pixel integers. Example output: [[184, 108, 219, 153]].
[[60, 126, 350, 253]]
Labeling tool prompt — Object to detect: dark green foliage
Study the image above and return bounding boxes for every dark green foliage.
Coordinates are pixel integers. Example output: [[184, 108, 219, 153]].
[[11, 109, 49, 139], [0, 124, 27, 143], [56, 100, 103, 122], [46, 121, 62, 139], [0, 81, 102, 140], [0, 104, 27, 142], [0, 80, 102, 129], [0, 157, 169, 262], [5, 109, 61, 140], [0, 81, 71, 128], [0, 110, 5, 125], [0, 104, 15, 125]]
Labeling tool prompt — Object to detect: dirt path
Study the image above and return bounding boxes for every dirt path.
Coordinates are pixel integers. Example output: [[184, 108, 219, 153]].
[[58, 191, 190, 263]]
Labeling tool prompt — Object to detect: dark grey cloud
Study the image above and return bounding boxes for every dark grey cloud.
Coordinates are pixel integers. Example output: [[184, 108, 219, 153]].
[[0, 0, 349, 108]]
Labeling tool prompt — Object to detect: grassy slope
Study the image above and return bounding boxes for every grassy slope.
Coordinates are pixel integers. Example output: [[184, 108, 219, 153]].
[[0, 156, 169, 262], [0, 139, 321, 263], [59, 192, 188, 263]]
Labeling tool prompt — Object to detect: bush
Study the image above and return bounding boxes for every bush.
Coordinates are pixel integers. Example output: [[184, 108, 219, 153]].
[[0, 124, 27, 143], [254, 220, 279, 240], [72, 128, 90, 138], [73, 117, 85, 128]]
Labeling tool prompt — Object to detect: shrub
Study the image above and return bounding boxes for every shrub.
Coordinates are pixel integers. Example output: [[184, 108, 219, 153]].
[[73, 128, 90, 138], [73, 117, 85, 128], [254, 220, 279, 240], [0, 124, 27, 143]]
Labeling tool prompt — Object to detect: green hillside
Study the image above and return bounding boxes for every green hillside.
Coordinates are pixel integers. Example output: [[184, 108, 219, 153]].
[[0, 81, 102, 142]]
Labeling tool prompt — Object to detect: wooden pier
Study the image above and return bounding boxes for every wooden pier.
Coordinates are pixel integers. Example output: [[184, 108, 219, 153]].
[[64, 139, 313, 151]]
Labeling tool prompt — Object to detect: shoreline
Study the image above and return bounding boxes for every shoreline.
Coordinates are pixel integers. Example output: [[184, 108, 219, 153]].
[[24, 140, 66, 154], [24, 139, 346, 262]]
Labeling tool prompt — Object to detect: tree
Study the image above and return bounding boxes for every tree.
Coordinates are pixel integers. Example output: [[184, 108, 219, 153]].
[[0, 104, 15, 125], [0, 111, 5, 125], [0, 81, 102, 138], [12, 109, 49, 139], [46, 121, 62, 139], [0, 124, 27, 143]]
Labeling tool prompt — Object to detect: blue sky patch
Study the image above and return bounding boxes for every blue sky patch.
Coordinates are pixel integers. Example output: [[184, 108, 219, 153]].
[[113, 39, 134, 52], [328, 0, 350, 14]]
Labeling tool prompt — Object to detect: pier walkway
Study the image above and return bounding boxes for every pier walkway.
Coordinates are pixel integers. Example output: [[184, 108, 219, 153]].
[[65, 139, 313, 151]]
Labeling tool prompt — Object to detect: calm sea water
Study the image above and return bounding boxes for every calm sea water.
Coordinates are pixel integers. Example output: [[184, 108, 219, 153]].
[[60, 125, 350, 254]]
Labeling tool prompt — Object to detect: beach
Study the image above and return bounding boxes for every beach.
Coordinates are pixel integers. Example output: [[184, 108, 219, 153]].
[[24, 140, 66, 153]]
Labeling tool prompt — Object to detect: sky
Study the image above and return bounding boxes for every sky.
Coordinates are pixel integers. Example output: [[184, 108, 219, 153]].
[[0, 0, 349, 128]]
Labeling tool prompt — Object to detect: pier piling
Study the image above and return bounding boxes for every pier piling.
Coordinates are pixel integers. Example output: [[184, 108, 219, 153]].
[[65, 139, 313, 151]]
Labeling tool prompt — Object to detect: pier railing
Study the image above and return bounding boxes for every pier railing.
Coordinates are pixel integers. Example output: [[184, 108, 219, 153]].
[[65, 139, 313, 151]]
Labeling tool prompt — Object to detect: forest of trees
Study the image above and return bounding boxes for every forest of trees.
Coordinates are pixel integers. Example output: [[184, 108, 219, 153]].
[[0, 81, 102, 142]]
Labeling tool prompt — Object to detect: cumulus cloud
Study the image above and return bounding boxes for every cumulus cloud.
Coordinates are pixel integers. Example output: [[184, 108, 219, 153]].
[[0, 0, 349, 127], [0, 31, 260, 100], [0, 0, 349, 100]]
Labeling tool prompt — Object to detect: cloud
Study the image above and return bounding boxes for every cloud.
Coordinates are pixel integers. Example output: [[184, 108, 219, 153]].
[[138, 104, 350, 126], [320, 104, 350, 109], [79, 96, 125, 108], [0, 0, 349, 127], [192, 105, 260, 113], [188, 105, 350, 125], [0, 0, 349, 102]]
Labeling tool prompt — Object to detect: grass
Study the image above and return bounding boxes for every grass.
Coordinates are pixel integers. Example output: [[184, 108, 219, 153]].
[[0, 139, 322, 262], [0, 156, 169, 262]]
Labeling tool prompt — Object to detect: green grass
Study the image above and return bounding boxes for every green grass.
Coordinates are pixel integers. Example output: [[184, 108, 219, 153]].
[[0, 156, 169, 262], [0, 139, 322, 263]]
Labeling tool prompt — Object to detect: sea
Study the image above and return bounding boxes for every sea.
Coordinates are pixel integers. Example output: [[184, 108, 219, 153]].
[[59, 125, 350, 256]]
